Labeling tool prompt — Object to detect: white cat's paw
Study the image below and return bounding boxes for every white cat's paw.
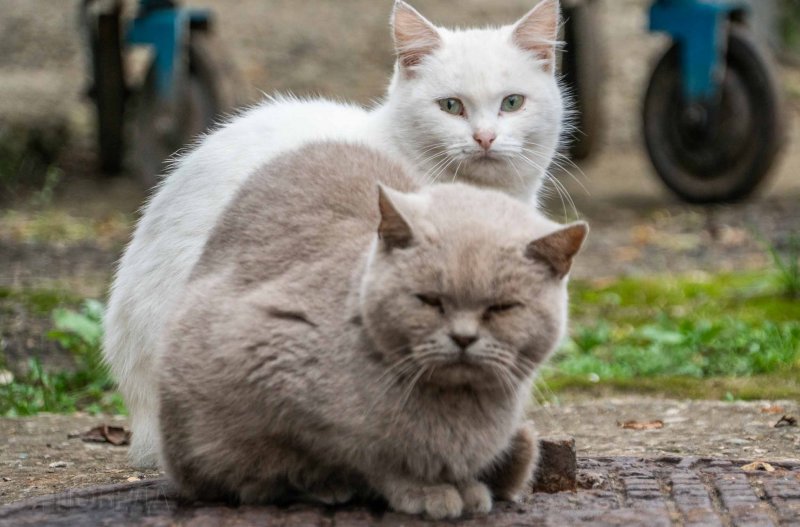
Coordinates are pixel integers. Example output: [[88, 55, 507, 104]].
[[460, 480, 492, 515], [389, 483, 463, 519]]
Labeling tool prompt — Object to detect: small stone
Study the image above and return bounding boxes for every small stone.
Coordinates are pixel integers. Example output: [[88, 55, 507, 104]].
[[577, 471, 606, 489], [126, 476, 141, 482], [48, 461, 68, 468]]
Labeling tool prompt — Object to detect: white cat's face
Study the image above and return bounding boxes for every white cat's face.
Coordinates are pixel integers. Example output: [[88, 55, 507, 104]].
[[360, 185, 587, 392], [386, 0, 563, 199]]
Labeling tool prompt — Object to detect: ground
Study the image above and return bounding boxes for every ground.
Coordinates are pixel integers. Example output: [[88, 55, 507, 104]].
[[1, 398, 798, 506], [0, 0, 798, 518]]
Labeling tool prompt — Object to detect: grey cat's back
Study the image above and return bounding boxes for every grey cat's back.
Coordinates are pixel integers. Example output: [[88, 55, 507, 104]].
[[191, 141, 418, 285]]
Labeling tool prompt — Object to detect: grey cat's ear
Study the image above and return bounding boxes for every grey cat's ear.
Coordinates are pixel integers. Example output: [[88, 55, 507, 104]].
[[392, 1, 441, 72], [511, 0, 561, 72], [377, 184, 415, 250], [525, 221, 588, 279]]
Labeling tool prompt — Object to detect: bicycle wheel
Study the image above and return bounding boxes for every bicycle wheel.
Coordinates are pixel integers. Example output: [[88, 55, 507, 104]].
[[130, 31, 238, 187], [643, 26, 785, 203]]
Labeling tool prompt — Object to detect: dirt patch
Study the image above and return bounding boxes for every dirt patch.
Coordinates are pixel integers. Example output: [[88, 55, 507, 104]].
[[0, 413, 158, 506], [2, 398, 797, 506]]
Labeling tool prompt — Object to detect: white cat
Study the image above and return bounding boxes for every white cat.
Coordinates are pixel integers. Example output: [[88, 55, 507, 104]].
[[104, 0, 564, 468]]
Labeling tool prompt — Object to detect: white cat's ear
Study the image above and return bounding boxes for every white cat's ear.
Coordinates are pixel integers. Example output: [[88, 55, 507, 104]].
[[377, 184, 415, 250], [525, 221, 588, 278], [511, 0, 561, 72], [391, 1, 441, 73]]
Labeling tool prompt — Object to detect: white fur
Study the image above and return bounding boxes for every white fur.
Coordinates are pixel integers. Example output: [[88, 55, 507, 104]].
[[104, 0, 564, 467]]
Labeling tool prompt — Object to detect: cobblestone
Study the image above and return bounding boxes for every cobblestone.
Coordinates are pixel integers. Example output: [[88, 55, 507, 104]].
[[2, 456, 799, 526]]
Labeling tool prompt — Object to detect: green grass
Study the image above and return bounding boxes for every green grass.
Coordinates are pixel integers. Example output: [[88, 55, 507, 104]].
[[1, 268, 798, 417], [542, 271, 800, 400], [0, 298, 124, 416]]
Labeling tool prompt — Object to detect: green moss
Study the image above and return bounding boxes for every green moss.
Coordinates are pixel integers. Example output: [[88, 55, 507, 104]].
[[550, 271, 800, 398]]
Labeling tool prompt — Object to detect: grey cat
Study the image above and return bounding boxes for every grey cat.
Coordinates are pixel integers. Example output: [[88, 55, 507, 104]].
[[158, 142, 587, 519]]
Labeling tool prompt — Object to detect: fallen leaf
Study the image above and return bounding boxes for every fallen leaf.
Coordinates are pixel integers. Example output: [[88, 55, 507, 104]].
[[69, 425, 131, 446], [741, 461, 776, 472], [760, 405, 785, 414], [775, 415, 797, 428], [618, 420, 664, 431]]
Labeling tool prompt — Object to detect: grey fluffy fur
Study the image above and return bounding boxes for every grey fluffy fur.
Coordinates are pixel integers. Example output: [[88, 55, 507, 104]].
[[158, 142, 586, 519]]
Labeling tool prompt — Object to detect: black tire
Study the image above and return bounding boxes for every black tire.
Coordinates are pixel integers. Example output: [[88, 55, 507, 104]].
[[130, 32, 238, 187], [562, 0, 604, 160], [92, 7, 126, 174], [643, 26, 785, 204]]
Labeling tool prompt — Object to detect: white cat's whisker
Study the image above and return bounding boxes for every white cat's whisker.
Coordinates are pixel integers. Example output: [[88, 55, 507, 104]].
[[517, 153, 577, 220], [429, 157, 458, 185], [450, 158, 465, 184], [421, 155, 454, 184], [521, 144, 590, 196]]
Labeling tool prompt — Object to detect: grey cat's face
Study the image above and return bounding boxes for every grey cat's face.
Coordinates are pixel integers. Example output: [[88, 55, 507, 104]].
[[360, 184, 586, 391]]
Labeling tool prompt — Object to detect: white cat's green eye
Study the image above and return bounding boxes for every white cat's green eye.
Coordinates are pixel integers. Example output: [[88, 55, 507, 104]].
[[500, 94, 525, 112], [438, 98, 464, 116]]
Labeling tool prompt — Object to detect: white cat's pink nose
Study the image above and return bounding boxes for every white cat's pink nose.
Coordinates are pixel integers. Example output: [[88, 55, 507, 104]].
[[473, 131, 496, 151]]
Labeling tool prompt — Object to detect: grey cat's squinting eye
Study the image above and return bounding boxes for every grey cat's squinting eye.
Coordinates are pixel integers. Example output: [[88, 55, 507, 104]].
[[483, 303, 523, 320], [416, 294, 445, 313]]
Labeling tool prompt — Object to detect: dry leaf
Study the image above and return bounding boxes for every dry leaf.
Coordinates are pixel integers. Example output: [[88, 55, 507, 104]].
[[741, 461, 776, 472], [618, 420, 664, 431], [760, 405, 785, 415], [775, 415, 797, 428], [69, 425, 131, 446]]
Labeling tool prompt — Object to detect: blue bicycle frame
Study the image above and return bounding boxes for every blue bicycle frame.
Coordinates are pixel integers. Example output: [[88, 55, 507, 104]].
[[126, 0, 211, 102], [649, 0, 748, 102]]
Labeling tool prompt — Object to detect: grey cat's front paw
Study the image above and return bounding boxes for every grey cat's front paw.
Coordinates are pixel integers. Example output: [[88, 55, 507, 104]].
[[459, 480, 492, 515], [388, 483, 463, 519], [292, 469, 358, 506], [305, 486, 355, 505]]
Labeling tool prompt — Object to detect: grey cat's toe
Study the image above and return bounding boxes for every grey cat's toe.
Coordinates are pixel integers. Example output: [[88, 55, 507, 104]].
[[306, 486, 355, 505], [423, 484, 463, 519], [388, 483, 464, 519], [460, 480, 492, 514]]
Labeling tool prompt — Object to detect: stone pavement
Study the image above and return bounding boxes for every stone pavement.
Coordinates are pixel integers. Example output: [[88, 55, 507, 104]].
[[2, 456, 798, 526]]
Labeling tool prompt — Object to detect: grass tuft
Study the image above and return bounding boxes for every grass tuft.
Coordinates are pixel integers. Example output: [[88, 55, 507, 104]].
[[0, 299, 123, 416]]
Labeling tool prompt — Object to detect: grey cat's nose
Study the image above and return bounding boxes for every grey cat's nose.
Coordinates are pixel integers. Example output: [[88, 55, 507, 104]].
[[450, 333, 478, 350]]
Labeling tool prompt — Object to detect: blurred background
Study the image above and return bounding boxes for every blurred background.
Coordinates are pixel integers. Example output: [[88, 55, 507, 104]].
[[0, 0, 798, 416]]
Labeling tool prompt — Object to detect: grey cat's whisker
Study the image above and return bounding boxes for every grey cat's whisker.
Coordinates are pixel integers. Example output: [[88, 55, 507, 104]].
[[528, 381, 567, 436], [391, 365, 429, 427]]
